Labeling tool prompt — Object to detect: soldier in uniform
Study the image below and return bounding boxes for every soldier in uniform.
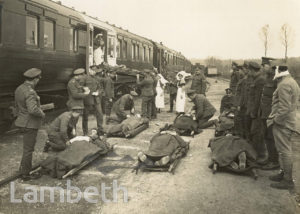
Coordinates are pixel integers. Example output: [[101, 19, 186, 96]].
[[229, 62, 241, 94], [244, 63, 254, 141], [82, 67, 104, 135], [102, 70, 115, 124], [220, 88, 235, 113], [110, 91, 138, 122], [186, 89, 217, 129], [259, 57, 279, 170], [14, 68, 45, 180], [268, 60, 300, 189], [137, 71, 154, 119], [167, 79, 177, 113], [43, 106, 83, 152], [67, 68, 90, 110], [248, 61, 267, 164], [191, 69, 207, 96], [233, 64, 247, 137]]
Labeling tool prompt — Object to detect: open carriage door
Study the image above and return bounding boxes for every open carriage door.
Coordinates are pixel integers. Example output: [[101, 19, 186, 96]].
[[86, 23, 94, 72], [107, 33, 117, 66]]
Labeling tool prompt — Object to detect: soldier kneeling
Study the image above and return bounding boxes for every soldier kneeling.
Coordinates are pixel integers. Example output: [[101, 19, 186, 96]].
[[43, 106, 83, 152]]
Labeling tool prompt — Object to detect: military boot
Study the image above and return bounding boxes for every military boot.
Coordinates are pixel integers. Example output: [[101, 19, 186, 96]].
[[270, 179, 294, 190], [269, 170, 284, 182]]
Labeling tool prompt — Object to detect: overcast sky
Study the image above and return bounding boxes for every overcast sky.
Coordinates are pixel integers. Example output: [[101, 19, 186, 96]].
[[60, 0, 300, 59]]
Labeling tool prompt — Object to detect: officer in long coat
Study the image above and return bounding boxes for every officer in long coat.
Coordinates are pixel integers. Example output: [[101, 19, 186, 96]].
[[186, 89, 217, 129], [137, 71, 154, 119], [258, 57, 279, 170], [82, 67, 104, 135], [67, 68, 89, 109], [43, 106, 83, 152], [14, 68, 45, 180], [268, 61, 300, 189], [248, 61, 267, 164]]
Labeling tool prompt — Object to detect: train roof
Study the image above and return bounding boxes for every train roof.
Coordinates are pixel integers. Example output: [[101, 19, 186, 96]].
[[79, 14, 116, 36], [27, 0, 85, 23], [110, 25, 153, 46]]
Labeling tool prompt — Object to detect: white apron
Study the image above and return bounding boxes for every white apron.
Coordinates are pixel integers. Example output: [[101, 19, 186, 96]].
[[155, 81, 165, 108], [176, 87, 186, 113]]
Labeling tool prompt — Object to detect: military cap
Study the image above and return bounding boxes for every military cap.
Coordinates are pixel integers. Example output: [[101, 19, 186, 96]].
[[248, 61, 261, 71], [23, 68, 42, 78], [261, 57, 275, 65], [186, 89, 197, 95], [225, 88, 232, 92], [73, 68, 85, 75], [130, 91, 138, 96], [72, 106, 84, 110]]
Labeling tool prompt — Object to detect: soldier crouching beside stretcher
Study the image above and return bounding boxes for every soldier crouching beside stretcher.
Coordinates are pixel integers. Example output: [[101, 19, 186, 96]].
[[108, 91, 138, 122], [186, 89, 218, 129], [43, 106, 83, 152]]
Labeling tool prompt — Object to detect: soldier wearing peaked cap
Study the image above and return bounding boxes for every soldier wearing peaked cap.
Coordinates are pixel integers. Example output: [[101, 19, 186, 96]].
[[267, 61, 300, 189], [247, 61, 268, 164], [259, 57, 279, 170], [66, 68, 89, 110], [82, 67, 104, 135], [43, 106, 83, 152], [14, 68, 45, 181], [109, 91, 138, 122], [186, 89, 217, 129]]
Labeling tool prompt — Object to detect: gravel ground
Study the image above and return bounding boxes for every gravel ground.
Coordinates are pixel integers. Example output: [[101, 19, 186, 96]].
[[0, 78, 299, 214]]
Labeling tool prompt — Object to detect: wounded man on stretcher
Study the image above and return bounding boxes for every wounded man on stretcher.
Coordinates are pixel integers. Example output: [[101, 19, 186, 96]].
[[104, 115, 149, 138], [133, 130, 190, 174], [40, 130, 112, 179]]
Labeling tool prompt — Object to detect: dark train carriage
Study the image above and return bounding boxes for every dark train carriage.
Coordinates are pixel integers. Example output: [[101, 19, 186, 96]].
[[0, 0, 87, 131], [112, 26, 154, 70], [152, 42, 190, 74]]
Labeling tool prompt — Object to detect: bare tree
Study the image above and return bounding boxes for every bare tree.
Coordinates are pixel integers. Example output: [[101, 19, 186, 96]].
[[280, 23, 293, 60], [259, 25, 270, 57]]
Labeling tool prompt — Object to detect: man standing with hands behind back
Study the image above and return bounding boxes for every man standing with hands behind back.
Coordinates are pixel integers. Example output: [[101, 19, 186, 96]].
[[267, 60, 300, 190], [14, 68, 45, 181]]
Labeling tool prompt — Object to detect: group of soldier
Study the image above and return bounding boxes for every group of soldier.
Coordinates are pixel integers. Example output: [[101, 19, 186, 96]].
[[13, 65, 138, 180], [225, 57, 300, 190]]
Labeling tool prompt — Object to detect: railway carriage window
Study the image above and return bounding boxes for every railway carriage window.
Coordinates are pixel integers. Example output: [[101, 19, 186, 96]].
[[44, 20, 54, 49], [132, 44, 135, 60], [69, 28, 78, 52], [123, 41, 127, 59], [26, 16, 39, 46], [108, 37, 114, 57], [142, 47, 145, 61], [117, 39, 121, 58], [78, 30, 86, 47], [136, 45, 139, 60]]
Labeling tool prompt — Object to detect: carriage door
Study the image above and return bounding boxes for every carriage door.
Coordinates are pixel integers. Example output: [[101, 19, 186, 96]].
[[86, 23, 94, 71], [107, 34, 117, 66]]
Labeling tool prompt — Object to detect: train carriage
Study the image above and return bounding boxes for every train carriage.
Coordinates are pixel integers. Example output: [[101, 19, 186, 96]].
[[0, 0, 192, 134], [112, 25, 154, 70]]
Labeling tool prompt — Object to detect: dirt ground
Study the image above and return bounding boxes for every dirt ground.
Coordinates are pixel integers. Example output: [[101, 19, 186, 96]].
[[0, 78, 299, 214]]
